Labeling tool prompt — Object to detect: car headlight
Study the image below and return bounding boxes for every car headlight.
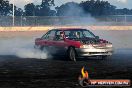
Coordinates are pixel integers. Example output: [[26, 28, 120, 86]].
[[80, 45, 94, 49], [106, 44, 113, 48]]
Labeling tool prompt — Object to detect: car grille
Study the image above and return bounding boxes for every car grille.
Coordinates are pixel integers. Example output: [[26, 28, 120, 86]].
[[92, 44, 111, 49], [93, 46, 106, 49], [89, 52, 108, 54]]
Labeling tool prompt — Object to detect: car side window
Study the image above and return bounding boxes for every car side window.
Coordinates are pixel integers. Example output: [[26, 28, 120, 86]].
[[54, 31, 64, 41], [41, 31, 50, 39], [48, 30, 56, 40], [42, 30, 56, 40]]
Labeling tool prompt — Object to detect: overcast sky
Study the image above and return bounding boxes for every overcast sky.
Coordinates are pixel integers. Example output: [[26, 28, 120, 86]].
[[9, 0, 132, 9]]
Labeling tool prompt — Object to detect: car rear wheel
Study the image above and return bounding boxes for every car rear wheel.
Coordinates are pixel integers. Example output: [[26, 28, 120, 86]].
[[68, 47, 76, 62], [41, 46, 47, 52]]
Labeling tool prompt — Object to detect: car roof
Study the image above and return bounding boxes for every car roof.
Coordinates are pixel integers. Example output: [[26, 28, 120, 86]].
[[51, 28, 87, 31]]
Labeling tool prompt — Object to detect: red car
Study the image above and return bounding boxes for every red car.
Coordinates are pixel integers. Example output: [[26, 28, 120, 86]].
[[35, 28, 113, 61]]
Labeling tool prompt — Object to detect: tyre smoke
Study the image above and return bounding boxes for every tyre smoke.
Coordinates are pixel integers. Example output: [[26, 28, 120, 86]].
[[0, 38, 49, 59]]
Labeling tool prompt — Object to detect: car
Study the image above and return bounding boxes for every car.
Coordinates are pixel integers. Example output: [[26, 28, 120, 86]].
[[34, 28, 113, 61]]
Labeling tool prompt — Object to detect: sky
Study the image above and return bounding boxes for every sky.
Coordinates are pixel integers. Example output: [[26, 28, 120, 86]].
[[9, 0, 132, 9]]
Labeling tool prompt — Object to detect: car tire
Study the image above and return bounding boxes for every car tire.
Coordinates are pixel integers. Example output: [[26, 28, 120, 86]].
[[41, 46, 49, 53], [68, 47, 76, 62], [41, 46, 52, 59]]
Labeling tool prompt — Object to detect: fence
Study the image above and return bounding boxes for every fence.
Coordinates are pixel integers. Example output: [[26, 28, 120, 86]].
[[0, 15, 132, 26]]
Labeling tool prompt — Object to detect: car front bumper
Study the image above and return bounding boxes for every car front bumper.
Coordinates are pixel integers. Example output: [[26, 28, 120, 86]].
[[75, 48, 113, 56]]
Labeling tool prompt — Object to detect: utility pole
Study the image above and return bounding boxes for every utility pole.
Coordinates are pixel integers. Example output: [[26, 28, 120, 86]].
[[13, 0, 15, 26]]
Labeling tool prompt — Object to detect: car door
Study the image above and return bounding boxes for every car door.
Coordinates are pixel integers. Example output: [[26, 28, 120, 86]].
[[41, 31, 51, 46], [41, 30, 56, 54], [53, 31, 68, 55]]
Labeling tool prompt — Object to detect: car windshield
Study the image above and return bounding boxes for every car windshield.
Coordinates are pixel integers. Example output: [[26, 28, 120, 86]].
[[64, 29, 95, 39]]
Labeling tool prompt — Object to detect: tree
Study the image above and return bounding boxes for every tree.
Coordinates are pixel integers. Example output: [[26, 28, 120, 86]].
[[15, 8, 23, 16], [56, 2, 85, 16], [79, 0, 116, 16], [0, 0, 11, 16], [0, 0, 23, 16], [9, 4, 23, 16], [39, 0, 55, 16], [24, 3, 35, 16], [24, 0, 55, 16]]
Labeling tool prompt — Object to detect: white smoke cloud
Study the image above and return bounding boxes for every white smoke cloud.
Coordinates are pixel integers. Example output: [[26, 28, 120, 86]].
[[0, 38, 49, 59], [16, 48, 48, 59], [55, 2, 97, 26]]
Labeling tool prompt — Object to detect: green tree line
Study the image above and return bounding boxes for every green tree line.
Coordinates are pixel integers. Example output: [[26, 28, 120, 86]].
[[0, 0, 132, 16]]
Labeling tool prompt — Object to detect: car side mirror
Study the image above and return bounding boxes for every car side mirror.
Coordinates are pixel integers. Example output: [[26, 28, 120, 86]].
[[95, 36, 99, 39]]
